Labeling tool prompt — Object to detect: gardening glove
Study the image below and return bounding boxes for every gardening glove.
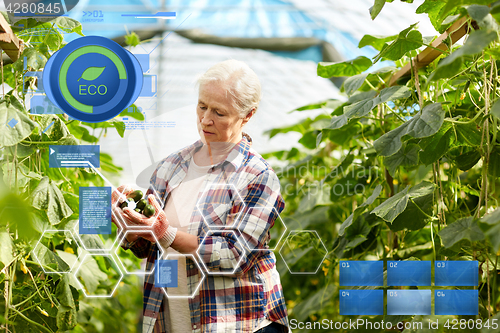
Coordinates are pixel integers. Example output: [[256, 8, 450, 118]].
[[111, 185, 134, 227], [121, 194, 177, 246]]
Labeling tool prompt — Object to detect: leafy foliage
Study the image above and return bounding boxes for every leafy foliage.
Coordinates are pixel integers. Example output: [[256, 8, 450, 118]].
[[268, 1, 500, 330]]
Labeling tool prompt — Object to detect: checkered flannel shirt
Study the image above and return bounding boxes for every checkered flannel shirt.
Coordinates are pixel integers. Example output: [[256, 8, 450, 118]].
[[121, 135, 291, 333]]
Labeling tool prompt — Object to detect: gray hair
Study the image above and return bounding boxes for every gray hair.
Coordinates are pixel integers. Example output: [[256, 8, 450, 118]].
[[197, 59, 262, 117]]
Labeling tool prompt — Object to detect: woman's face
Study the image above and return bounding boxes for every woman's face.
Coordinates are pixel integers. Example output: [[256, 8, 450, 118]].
[[196, 82, 253, 144]]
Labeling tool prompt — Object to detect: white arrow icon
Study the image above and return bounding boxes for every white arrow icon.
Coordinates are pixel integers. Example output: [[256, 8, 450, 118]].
[[50, 148, 55, 155]]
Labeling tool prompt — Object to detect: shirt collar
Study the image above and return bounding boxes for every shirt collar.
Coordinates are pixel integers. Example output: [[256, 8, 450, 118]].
[[178, 133, 252, 171]]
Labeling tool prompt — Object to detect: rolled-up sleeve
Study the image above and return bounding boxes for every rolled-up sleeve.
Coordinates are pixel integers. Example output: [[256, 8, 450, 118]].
[[196, 168, 284, 275]]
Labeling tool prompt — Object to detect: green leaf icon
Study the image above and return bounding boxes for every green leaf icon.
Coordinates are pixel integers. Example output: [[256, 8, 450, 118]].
[[77, 67, 106, 81]]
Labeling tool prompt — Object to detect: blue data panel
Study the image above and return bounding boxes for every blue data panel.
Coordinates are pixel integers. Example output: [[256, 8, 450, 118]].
[[435, 290, 478, 315], [79, 187, 111, 234], [339, 261, 383, 286], [339, 290, 384, 315], [155, 260, 178, 288], [435, 261, 478, 286], [387, 261, 431, 286], [387, 290, 431, 315], [49, 145, 100, 168]]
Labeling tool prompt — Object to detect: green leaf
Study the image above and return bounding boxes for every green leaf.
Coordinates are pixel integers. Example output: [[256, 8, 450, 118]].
[[23, 48, 47, 70], [416, 0, 448, 32], [339, 185, 383, 236], [321, 152, 355, 184], [371, 181, 435, 223], [292, 284, 336, 322], [439, 216, 484, 248], [317, 56, 372, 78], [419, 121, 453, 165], [451, 147, 481, 170], [384, 143, 420, 177], [75, 253, 108, 294], [111, 120, 126, 138], [343, 73, 369, 96], [454, 122, 482, 147], [0, 102, 36, 146], [0, 232, 13, 269], [370, 0, 386, 20], [430, 30, 498, 81], [374, 103, 445, 156], [31, 242, 70, 272], [358, 34, 397, 51], [329, 98, 376, 130], [378, 85, 411, 103], [490, 99, 500, 121], [373, 23, 423, 62], [78, 67, 106, 82], [487, 145, 500, 178], [479, 208, 500, 253], [389, 193, 434, 231], [118, 104, 145, 120], [467, 5, 498, 30], [2, 163, 41, 190], [54, 17, 84, 36], [125, 31, 141, 47], [30, 177, 73, 225]]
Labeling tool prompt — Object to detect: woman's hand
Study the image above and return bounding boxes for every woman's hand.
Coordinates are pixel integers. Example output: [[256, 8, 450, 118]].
[[116, 194, 170, 243], [111, 185, 134, 227]]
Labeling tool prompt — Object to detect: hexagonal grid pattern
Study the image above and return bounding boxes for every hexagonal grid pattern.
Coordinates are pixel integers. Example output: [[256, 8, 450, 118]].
[[160, 253, 206, 299], [196, 184, 245, 229], [196, 230, 246, 275], [31, 229, 81, 274], [73, 253, 123, 298], [73, 220, 122, 252], [113, 229, 165, 275], [279, 230, 328, 275]]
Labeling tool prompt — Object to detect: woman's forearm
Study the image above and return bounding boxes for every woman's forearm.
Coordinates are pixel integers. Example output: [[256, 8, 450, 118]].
[[169, 230, 199, 255]]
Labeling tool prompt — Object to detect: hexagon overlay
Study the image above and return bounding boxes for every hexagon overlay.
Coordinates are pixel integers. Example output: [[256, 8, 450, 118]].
[[31, 229, 81, 274], [73, 253, 123, 298], [113, 230, 165, 275], [196, 184, 245, 229], [160, 253, 206, 299], [279, 230, 328, 275], [73, 220, 122, 252], [196, 230, 246, 275], [238, 206, 288, 252]]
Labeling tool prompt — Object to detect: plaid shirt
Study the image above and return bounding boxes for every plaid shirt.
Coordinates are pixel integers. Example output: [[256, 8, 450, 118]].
[[121, 135, 290, 333]]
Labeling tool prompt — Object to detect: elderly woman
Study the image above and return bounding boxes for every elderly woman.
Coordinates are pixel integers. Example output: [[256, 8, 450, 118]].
[[112, 60, 290, 333]]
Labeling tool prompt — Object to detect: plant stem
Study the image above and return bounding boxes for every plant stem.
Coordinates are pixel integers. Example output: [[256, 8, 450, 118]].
[[9, 307, 54, 333]]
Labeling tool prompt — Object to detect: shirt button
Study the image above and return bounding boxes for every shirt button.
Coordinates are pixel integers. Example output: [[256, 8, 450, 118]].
[[193, 324, 197, 329]]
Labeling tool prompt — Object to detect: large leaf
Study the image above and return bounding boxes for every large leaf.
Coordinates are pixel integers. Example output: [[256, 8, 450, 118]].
[[54, 17, 84, 36], [31, 242, 70, 272], [339, 185, 383, 236], [487, 145, 500, 178], [370, 0, 387, 20], [0, 102, 36, 146], [374, 103, 444, 156], [373, 23, 423, 62], [384, 143, 420, 177], [419, 121, 453, 165], [30, 177, 73, 225], [343, 73, 369, 96], [55, 275, 77, 330], [292, 284, 336, 322], [371, 181, 436, 223], [0, 232, 13, 269], [467, 5, 498, 30], [389, 192, 434, 231], [416, 0, 448, 32], [479, 208, 500, 253], [317, 56, 372, 78], [378, 85, 411, 103], [358, 34, 397, 51], [430, 30, 498, 81], [74, 253, 108, 294], [439, 216, 484, 248]]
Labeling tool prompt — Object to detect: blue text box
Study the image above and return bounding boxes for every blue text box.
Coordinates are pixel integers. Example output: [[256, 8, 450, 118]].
[[435, 290, 478, 315], [155, 259, 178, 288], [339, 290, 383, 315], [49, 145, 100, 168], [387, 261, 431, 286], [435, 261, 478, 286], [339, 261, 383, 286], [79, 187, 111, 234], [387, 290, 431, 315]]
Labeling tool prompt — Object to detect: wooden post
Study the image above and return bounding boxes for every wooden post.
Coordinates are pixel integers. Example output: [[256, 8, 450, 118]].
[[389, 17, 470, 86], [0, 14, 23, 62]]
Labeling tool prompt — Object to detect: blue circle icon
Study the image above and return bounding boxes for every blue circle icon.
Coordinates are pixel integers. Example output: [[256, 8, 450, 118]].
[[43, 36, 143, 123]]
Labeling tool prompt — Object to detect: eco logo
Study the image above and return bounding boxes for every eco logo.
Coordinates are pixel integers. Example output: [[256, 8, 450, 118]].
[[43, 36, 143, 123]]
